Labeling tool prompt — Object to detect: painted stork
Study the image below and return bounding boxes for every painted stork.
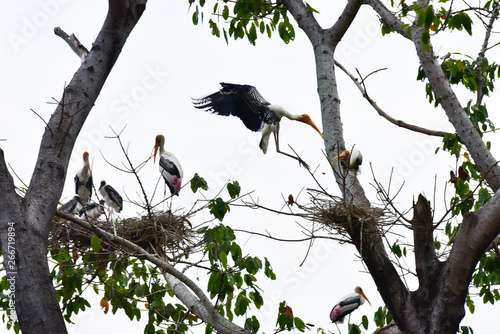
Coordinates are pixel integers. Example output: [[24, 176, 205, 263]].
[[332, 149, 362, 173], [330, 286, 371, 324], [193, 83, 323, 169], [98, 180, 123, 213], [154, 134, 183, 196], [74, 151, 93, 203], [59, 195, 84, 215], [79, 199, 105, 219]]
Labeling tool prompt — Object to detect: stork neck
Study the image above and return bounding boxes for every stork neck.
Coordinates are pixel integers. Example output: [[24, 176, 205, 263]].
[[269, 104, 294, 120]]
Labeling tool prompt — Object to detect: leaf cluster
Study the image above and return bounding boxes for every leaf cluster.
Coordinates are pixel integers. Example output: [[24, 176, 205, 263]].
[[189, 0, 298, 45], [200, 223, 275, 328]]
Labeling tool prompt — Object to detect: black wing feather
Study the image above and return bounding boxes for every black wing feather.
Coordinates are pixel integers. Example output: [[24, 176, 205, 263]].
[[105, 185, 123, 211], [193, 83, 276, 132], [159, 156, 181, 179], [74, 174, 93, 198]]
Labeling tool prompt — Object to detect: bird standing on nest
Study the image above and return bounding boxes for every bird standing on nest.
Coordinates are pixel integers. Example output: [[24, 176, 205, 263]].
[[74, 151, 93, 203], [59, 195, 84, 215], [99, 180, 123, 235], [98, 180, 123, 213], [332, 148, 363, 198], [154, 134, 183, 196], [79, 199, 105, 219]]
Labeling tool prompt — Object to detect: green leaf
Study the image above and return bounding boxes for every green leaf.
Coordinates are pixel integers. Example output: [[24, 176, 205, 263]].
[[227, 180, 241, 199], [90, 234, 101, 252], [220, 251, 228, 268], [264, 257, 276, 280], [348, 323, 361, 334], [362, 315, 369, 330], [208, 198, 230, 221], [294, 316, 306, 331], [192, 6, 199, 25], [190, 173, 208, 192], [245, 316, 260, 333], [305, 2, 320, 13], [391, 243, 402, 258], [421, 28, 430, 51], [205, 323, 213, 334]]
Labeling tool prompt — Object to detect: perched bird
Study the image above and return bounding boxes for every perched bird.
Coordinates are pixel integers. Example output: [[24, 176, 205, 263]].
[[332, 149, 363, 174], [332, 148, 363, 198], [154, 134, 183, 196], [98, 180, 123, 213], [59, 195, 84, 215], [193, 83, 323, 168], [330, 286, 371, 323], [79, 199, 105, 219], [74, 151, 93, 203]]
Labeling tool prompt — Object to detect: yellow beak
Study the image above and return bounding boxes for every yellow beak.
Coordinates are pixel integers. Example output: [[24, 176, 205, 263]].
[[153, 144, 159, 163]]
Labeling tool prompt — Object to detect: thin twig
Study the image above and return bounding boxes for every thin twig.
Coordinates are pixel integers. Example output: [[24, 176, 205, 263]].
[[30, 108, 53, 135], [335, 60, 451, 137]]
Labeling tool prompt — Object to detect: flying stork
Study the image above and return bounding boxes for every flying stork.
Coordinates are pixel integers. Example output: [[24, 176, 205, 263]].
[[75, 151, 93, 203], [330, 286, 371, 324], [98, 180, 123, 213], [154, 134, 183, 196], [59, 195, 84, 215], [193, 83, 323, 169]]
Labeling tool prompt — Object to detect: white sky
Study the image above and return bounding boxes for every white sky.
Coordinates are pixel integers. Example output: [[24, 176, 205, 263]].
[[1, 0, 499, 333]]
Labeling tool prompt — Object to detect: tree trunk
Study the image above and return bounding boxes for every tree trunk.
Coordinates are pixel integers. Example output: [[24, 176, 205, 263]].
[[284, 1, 500, 333], [0, 1, 147, 333]]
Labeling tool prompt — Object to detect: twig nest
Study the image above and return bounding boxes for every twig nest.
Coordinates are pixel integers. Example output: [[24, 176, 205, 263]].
[[50, 211, 199, 257]]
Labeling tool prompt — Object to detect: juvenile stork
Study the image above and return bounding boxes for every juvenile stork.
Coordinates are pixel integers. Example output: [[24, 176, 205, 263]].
[[330, 286, 371, 324], [98, 180, 123, 213], [193, 83, 323, 169], [154, 134, 183, 196], [74, 151, 93, 203], [59, 195, 84, 215], [79, 199, 105, 219]]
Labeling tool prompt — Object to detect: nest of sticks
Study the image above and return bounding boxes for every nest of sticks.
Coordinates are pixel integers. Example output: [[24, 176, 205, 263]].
[[50, 210, 199, 257], [303, 194, 389, 242]]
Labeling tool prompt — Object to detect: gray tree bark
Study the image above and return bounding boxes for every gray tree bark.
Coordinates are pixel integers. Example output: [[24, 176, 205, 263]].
[[0, 1, 147, 333], [283, 0, 500, 333]]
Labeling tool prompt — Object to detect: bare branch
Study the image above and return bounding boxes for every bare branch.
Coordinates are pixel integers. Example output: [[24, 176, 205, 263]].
[[475, 1, 500, 106], [54, 27, 89, 62], [335, 61, 451, 137]]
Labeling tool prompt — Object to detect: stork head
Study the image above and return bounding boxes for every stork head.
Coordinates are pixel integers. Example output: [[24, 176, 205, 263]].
[[332, 150, 350, 163], [298, 114, 323, 138], [83, 151, 91, 172], [154, 135, 165, 163], [354, 286, 371, 306]]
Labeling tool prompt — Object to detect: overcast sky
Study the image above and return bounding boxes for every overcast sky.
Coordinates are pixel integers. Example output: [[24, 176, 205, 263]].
[[1, 1, 499, 333]]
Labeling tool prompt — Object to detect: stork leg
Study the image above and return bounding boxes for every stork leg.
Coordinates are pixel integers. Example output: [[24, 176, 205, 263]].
[[352, 172, 357, 199], [108, 210, 117, 236], [273, 132, 310, 170]]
